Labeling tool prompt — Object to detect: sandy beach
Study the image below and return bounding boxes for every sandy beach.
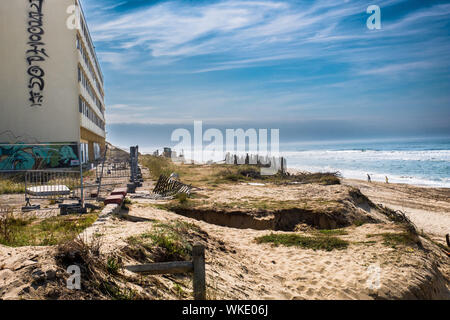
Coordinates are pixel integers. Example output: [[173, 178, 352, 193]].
[[0, 162, 450, 299], [344, 179, 450, 244], [0, 164, 449, 300]]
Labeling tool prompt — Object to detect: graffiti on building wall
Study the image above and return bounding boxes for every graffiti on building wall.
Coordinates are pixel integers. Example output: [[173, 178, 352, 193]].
[[27, 0, 48, 107], [0, 144, 79, 170]]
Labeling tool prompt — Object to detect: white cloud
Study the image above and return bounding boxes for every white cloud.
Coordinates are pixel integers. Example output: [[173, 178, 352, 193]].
[[89, 0, 449, 75], [90, 0, 372, 59], [85, 0, 450, 127], [359, 61, 435, 76]]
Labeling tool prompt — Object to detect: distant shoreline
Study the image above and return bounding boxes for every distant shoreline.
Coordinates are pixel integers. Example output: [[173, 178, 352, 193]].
[[287, 167, 449, 189], [342, 177, 450, 190]]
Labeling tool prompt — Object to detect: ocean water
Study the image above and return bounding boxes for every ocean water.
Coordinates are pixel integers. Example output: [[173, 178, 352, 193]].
[[281, 137, 450, 188]]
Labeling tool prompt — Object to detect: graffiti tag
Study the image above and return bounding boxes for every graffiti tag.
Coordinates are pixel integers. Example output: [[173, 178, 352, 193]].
[[27, 0, 48, 107]]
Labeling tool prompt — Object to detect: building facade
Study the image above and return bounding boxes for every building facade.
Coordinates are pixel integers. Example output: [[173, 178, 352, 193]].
[[0, 0, 105, 169]]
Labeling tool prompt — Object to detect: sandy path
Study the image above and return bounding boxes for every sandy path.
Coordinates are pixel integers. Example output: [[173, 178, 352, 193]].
[[344, 179, 450, 240]]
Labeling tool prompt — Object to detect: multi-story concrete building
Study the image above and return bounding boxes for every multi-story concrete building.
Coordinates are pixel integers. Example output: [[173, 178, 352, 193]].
[[0, 0, 105, 169]]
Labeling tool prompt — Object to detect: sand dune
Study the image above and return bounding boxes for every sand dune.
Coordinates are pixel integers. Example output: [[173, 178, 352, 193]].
[[344, 179, 450, 243]]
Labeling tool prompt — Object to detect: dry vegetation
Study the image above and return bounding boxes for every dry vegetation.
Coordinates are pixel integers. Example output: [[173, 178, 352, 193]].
[[125, 219, 205, 263], [50, 219, 210, 300], [255, 232, 350, 251], [0, 213, 98, 247], [140, 155, 340, 188], [54, 237, 144, 300], [0, 174, 26, 195]]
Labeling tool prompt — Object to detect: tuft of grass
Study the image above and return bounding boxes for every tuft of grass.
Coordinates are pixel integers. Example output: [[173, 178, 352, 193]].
[[122, 198, 132, 209], [55, 236, 103, 290], [98, 281, 138, 300], [285, 172, 341, 185], [255, 233, 349, 251], [0, 214, 98, 247], [141, 155, 176, 180], [106, 256, 122, 275], [215, 169, 243, 183], [317, 229, 348, 236], [127, 220, 201, 262], [367, 232, 418, 249], [0, 179, 25, 194], [173, 283, 185, 297], [353, 220, 366, 227], [148, 231, 191, 260], [0, 214, 32, 244], [175, 192, 188, 204], [56, 236, 101, 268]]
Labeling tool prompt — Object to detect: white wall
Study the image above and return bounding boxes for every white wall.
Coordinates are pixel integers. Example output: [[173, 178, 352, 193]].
[[0, 0, 80, 144]]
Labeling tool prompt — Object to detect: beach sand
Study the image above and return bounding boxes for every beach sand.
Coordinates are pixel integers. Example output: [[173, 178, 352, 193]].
[[344, 179, 450, 244], [0, 168, 449, 300], [104, 204, 449, 300]]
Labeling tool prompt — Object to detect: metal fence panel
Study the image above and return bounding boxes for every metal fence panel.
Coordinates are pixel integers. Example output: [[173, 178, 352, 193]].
[[24, 170, 81, 202]]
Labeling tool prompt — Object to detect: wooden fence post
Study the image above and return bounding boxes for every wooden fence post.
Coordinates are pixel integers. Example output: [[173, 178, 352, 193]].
[[192, 243, 206, 300]]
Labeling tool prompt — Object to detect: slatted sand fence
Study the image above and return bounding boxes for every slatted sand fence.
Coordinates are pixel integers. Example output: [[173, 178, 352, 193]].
[[152, 174, 192, 197]]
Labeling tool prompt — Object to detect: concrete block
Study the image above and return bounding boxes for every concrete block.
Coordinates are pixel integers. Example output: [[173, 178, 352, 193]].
[[111, 187, 127, 197], [104, 194, 124, 205], [127, 183, 136, 193]]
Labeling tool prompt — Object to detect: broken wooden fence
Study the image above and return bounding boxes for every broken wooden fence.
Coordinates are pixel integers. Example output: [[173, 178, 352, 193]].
[[124, 243, 206, 300], [153, 174, 192, 197], [224, 153, 287, 175]]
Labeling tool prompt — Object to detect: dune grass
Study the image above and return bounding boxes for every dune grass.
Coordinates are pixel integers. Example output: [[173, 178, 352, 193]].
[[140, 155, 340, 188], [0, 179, 25, 195], [255, 233, 349, 251], [316, 229, 349, 236], [366, 232, 419, 249], [127, 220, 201, 262], [140, 155, 176, 180], [0, 213, 98, 247]]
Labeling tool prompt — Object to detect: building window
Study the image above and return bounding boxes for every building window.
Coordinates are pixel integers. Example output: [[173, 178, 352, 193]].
[[80, 143, 89, 164], [79, 95, 105, 131], [78, 65, 104, 116], [94, 143, 101, 160]]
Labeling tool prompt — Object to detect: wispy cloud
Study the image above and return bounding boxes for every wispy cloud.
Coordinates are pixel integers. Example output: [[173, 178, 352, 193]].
[[89, 0, 450, 75], [90, 0, 373, 59], [81, 0, 450, 133], [359, 61, 436, 76]]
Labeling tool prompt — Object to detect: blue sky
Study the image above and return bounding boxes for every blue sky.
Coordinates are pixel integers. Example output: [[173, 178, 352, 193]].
[[80, 0, 450, 149]]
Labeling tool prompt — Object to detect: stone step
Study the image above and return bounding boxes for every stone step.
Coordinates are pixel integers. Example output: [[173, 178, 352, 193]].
[[111, 187, 128, 197], [104, 194, 124, 205]]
